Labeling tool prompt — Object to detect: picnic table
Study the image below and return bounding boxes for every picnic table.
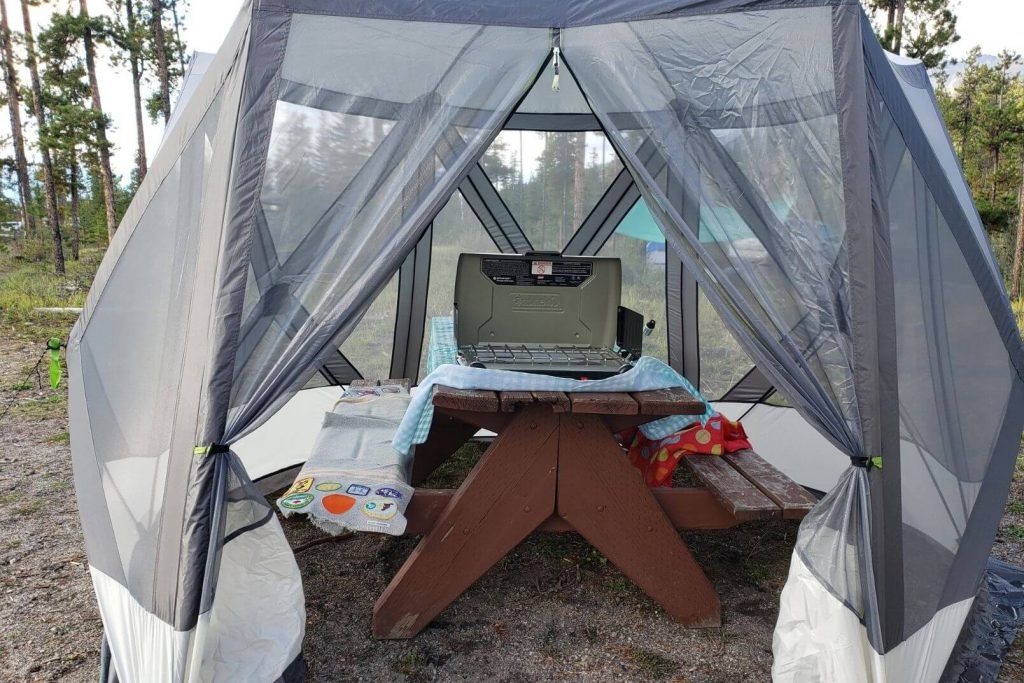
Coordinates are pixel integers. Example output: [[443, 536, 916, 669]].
[[372, 382, 817, 639]]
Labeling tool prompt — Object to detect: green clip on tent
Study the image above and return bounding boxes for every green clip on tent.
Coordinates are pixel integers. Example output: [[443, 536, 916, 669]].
[[68, 1, 1024, 681]]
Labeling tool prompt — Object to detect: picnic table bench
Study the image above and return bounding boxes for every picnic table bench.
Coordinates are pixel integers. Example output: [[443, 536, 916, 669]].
[[364, 381, 817, 639]]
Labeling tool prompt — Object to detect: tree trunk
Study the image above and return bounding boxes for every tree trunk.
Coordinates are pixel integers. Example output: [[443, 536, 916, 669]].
[[69, 151, 80, 261], [0, 0, 33, 238], [169, 0, 185, 75], [79, 0, 119, 242], [893, 0, 907, 54], [991, 147, 1000, 204], [126, 0, 147, 183], [19, 0, 64, 274], [150, 0, 172, 121], [572, 133, 587, 231], [884, 0, 896, 50], [1012, 154, 1024, 300]]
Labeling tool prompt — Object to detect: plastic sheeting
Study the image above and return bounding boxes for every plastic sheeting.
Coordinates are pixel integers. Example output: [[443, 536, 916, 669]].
[[942, 559, 1024, 682]]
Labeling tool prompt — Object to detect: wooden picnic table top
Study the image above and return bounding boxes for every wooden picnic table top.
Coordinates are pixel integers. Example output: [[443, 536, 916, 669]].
[[431, 385, 706, 416]]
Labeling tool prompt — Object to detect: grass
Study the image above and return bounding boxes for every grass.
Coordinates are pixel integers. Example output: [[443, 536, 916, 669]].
[[419, 442, 481, 489], [12, 394, 65, 419], [0, 491, 24, 506], [0, 244, 101, 341], [1003, 525, 1024, 541], [13, 499, 43, 516], [392, 649, 429, 680], [46, 430, 70, 444], [619, 645, 679, 680]]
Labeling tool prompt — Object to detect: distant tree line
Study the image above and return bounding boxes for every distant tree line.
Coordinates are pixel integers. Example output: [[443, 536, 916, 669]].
[[0, 0, 187, 274], [870, 2, 1024, 298], [934, 49, 1024, 295]]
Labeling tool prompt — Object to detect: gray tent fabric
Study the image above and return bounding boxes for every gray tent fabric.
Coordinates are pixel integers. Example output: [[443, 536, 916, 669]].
[[66, 0, 1024, 681]]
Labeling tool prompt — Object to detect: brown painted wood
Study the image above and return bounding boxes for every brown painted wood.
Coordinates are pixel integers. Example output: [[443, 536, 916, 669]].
[[404, 487, 738, 535], [601, 414, 664, 432], [409, 416, 479, 485], [432, 385, 500, 412], [723, 450, 817, 520], [433, 407, 510, 433], [531, 390, 570, 412], [499, 390, 535, 412], [556, 414, 721, 628], [631, 388, 705, 416], [684, 455, 780, 521], [568, 392, 638, 415], [373, 405, 559, 639]]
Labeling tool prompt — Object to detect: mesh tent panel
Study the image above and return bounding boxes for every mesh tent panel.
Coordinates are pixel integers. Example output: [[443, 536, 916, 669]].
[[216, 15, 552, 441], [73, 96, 224, 611]]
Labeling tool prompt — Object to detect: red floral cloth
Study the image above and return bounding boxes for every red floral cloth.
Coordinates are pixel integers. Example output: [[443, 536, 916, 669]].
[[621, 416, 752, 488]]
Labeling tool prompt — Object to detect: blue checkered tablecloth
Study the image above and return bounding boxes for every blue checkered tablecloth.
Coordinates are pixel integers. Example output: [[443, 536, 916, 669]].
[[425, 316, 458, 375], [393, 355, 715, 459]]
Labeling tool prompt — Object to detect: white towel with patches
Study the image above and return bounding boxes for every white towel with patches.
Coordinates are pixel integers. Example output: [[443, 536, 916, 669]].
[[277, 385, 414, 536]]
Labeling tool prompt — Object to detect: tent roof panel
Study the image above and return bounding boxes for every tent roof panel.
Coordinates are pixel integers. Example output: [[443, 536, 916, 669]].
[[258, 0, 850, 28]]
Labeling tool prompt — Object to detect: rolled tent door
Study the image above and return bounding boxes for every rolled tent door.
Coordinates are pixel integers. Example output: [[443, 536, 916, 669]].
[[67, 3, 255, 680]]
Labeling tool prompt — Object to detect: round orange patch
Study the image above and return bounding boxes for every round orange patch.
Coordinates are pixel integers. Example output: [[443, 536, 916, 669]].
[[322, 494, 356, 515]]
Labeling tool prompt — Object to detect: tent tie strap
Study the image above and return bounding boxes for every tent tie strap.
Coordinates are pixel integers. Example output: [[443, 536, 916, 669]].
[[193, 444, 231, 459], [851, 455, 882, 470]]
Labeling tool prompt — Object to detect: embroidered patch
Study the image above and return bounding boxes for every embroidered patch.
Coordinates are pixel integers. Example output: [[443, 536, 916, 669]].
[[285, 477, 313, 495], [315, 482, 343, 492], [280, 493, 313, 510], [362, 499, 398, 520], [322, 494, 356, 515], [374, 487, 403, 499], [346, 484, 371, 496]]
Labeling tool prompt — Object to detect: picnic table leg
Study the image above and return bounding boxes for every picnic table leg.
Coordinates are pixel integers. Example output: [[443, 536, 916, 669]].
[[556, 414, 722, 628], [373, 405, 559, 639]]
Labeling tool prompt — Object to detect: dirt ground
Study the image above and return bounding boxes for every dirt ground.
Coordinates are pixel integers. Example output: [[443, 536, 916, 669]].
[[1, 332, 1022, 682]]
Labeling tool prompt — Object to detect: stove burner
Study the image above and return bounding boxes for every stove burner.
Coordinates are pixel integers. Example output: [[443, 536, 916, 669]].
[[460, 343, 625, 367]]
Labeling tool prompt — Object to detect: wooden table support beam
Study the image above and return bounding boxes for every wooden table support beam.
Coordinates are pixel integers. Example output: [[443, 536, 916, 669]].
[[557, 414, 721, 628], [374, 405, 559, 639]]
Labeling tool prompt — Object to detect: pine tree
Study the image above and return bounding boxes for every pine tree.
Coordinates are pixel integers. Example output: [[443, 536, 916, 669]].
[[976, 52, 1022, 205], [108, 0, 147, 184], [870, 0, 959, 68], [167, 0, 185, 74], [38, 10, 100, 260], [1012, 149, 1024, 299], [0, 0, 33, 238], [77, 0, 118, 240], [148, 0, 170, 121], [19, 0, 64, 274]]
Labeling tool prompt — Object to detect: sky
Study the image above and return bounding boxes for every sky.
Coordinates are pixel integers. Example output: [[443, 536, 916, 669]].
[[3, 0, 1024, 181]]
